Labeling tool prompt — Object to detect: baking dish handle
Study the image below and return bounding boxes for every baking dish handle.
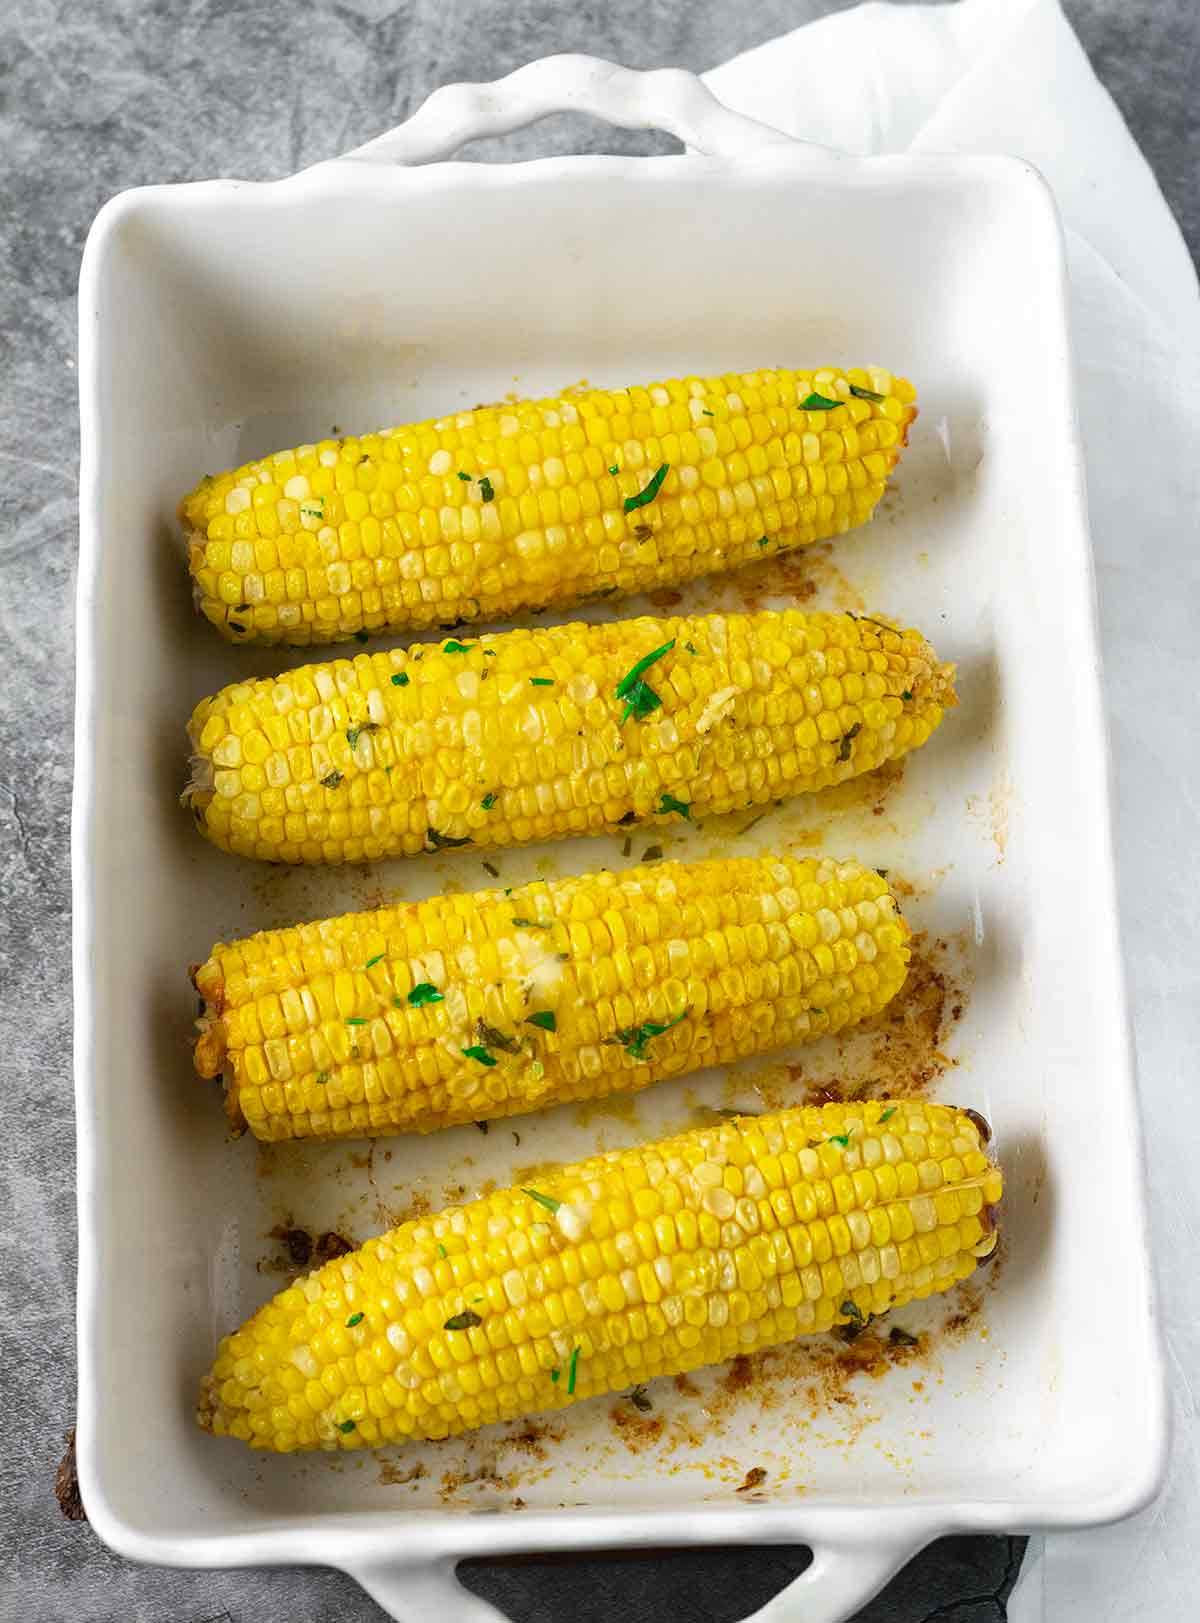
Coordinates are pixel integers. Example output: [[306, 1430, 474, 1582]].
[[351, 1534, 916, 1623], [333, 53, 814, 166]]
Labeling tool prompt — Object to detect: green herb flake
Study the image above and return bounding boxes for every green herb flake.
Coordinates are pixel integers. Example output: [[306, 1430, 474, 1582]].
[[757, 535, 769, 548], [608, 464, 619, 475], [902, 689, 913, 702], [457, 470, 472, 481], [836, 722, 862, 763], [437, 1242, 448, 1258], [482, 860, 501, 878], [346, 1017, 367, 1027], [522, 1188, 561, 1214], [684, 642, 698, 655], [526, 1011, 557, 1032], [391, 672, 410, 686], [462, 1045, 497, 1067], [621, 835, 633, 857], [347, 722, 380, 749], [227, 620, 246, 634], [427, 828, 472, 849], [616, 638, 675, 725], [408, 982, 443, 1007], [530, 677, 554, 687], [801, 391, 841, 411], [476, 1020, 522, 1055], [478, 475, 495, 503], [512, 916, 551, 930], [444, 1310, 482, 1331], [475, 1119, 489, 1134], [315, 1071, 330, 1084], [550, 1366, 561, 1383], [623, 462, 669, 514], [641, 845, 664, 862], [850, 384, 885, 403], [657, 793, 690, 820], [346, 1312, 364, 1328], [300, 499, 324, 520], [338, 1419, 357, 1434], [826, 1131, 851, 1148], [609, 1007, 687, 1061], [629, 1384, 652, 1412], [481, 792, 498, 809], [701, 408, 714, 417], [353, 630, 369, 644], [841, 1299, 864, 1323], [879, 1106, 896, 1124], [889, 1326, 920, 1348], [364, 953, 385, 970], [234, 602, 250, 613], [876, 867, 889, 878], [567, 1345, 580, 1395], [443, 639, 473, 654]]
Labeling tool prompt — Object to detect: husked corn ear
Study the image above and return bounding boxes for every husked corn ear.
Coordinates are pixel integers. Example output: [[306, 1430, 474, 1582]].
[[197, 1099, 1002, 1451], [193, 855, 910, 1141], [185, 608, 954, 866], [180, 366, 916, 646]]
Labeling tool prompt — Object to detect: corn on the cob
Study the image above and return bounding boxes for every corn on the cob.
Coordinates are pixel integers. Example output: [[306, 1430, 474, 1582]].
[[198, 1099, 1001, 1451], [193, 854, 910, 1142], [185, 608, 954, 866], [180, 367, 916, 646]]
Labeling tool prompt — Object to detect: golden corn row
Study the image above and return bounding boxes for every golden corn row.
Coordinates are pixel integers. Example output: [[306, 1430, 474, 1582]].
[[180, 366, 916, 646], [198, 1099, 1002, 1451], [192, 854, 911, 1142], [185, 608, 955, 866]]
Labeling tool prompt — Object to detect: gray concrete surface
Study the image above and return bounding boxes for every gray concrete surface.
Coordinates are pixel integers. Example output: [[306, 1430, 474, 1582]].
[[0, 2, 1195, 1620]]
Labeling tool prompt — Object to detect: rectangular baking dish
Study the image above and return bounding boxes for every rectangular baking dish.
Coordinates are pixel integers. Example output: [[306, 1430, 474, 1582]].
[[74, 55, 1166, 1623]]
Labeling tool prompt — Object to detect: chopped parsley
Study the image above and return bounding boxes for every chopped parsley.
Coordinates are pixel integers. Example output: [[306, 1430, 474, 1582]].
[[889, 1326, 920, 1348], [462, 1045, 497, 1067], [850, 384, 885, 403], [826, 1131, 851, 1148], [837, 722, 862, 763], [609, 1008, 687, 1061], [616, 638, 675, 724], [315, 1071, 330, 1084], [801, 391, 841, 410], [437, 1243, 448, 1258], [701, 408, 714, 417], [234, 601, 250, 613], [300, 499, 324, 520], [530, 676, 554, 687], [641, 845, 664, 862], [608, 464, 619, 475], [427, 828, 472, 849], [457, 470, 471, 481], [475, 1120, 489, 1134], [876, 867, 889, 878], [512, 916, 550, 930], [482, 860, 500, 878], [227, 620, 245, 634], [444, 1310, 482, 1331], [550, 1366, 561, 1383], [476, 1020, 522, 1055], [621, 835, 632, 857], [321, 770, 344, 789], [346, 723, 379, 749], [684, 642, 698, 655], [481, 792, 497, 809], [841, 1300, 864, 1323], [353, 630, 369, 644], [338, 1419, 357, 1434], [391, 671, 409, 686], [526, 1011, 557, 1032], [346, 1312, 364, 1328], [657, 793, 690, 819], [879, 1106, 896, 1124], [902, 689, 913, 702], [408, 982, 443, 1007], [623, 462, 669, 513], [346, 1017, 367, 1027], [629, 1385, 652, 1412], [757, 535, 769, 548], [363, 953, 385, 970], [522, 1188, 561, 1214], [443, 639, 473, 654], [567, 1345, 580, 1394], [478, 475, 495, 503]]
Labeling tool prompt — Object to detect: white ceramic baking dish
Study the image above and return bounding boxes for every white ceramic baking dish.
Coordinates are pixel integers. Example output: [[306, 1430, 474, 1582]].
[[74, 55, 1166, 1623]]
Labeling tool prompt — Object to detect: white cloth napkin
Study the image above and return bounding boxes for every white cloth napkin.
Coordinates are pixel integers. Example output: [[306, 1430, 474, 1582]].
[[706, 4, 1200, 1620]]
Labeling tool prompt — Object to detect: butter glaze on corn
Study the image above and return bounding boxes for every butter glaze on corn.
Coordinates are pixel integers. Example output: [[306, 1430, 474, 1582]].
[[185, 608, 954, 866], [180, 367, 916, 646], [193, 855, 911, 1141], [197, 1100, 1002, 1451]]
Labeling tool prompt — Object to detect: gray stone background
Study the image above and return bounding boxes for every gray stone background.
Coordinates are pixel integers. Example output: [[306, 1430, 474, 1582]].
[[1, 2, 1196, 1620]]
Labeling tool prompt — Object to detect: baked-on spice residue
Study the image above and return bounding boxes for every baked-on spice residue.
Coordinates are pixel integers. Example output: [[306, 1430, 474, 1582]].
[[737, 1466, 768, 1494], [610, 1401, 666, 1453], [54, 1430, 86, 1522], [264, 1222, 353, 1274], [378, 1459, 426, 1487]]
